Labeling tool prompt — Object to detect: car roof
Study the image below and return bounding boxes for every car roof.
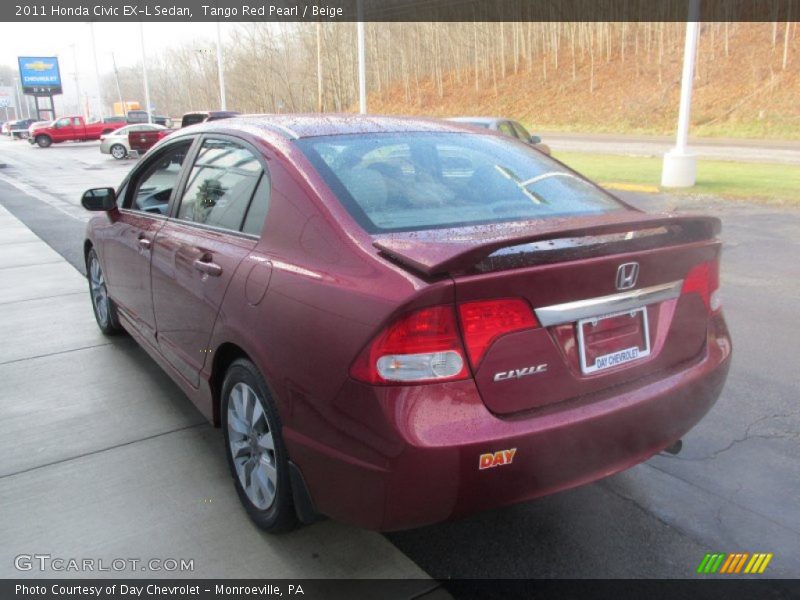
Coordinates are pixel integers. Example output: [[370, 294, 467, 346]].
[[188, 114, 480, 139], [448, 117, 508, 126]]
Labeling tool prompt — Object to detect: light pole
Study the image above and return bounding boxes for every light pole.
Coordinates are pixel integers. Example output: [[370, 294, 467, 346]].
[[13, 77, 24, 119], [356, 0, 366, 114], [316, 21, 323, 112], [139, 22, 152, 124], [111, 52, 125, 114], [71, 43, 87, 119], [662, 0, 700, 187], [90, 22, 105, 116], [216, 21, 227, 110]]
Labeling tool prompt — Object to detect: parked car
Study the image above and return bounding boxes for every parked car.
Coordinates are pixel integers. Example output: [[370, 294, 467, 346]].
[[449, 117, 551, 154], [7, 119, 37, 139], [126, 110, 171, 128], [127, 126, 173, 156], [81, 115, 730, 533], [28, 115, 125, 148], [180, 110, 240, 128], [100, 124, 168, 160]]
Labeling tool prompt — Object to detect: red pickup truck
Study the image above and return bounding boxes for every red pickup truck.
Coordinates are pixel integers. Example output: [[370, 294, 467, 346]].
[[28, 116, 125, 148]]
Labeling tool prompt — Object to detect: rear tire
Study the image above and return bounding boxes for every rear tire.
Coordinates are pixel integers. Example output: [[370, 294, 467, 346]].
[[86, 248, 122, 335], [222, 359, 298, 533], [110, 144, 127, 160], [35, 135, 52, 148]]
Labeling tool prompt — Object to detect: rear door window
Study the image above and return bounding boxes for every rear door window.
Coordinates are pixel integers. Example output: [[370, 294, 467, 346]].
[[242, 174, 271, 236], [176, 138, 263, 232]]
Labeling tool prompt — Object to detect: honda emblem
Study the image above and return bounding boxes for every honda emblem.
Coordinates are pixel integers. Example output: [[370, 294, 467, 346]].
[[615, 262, 639, 290]]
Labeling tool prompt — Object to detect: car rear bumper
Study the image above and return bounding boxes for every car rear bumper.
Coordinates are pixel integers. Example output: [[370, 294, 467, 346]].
[[285, 313, 731, 531]]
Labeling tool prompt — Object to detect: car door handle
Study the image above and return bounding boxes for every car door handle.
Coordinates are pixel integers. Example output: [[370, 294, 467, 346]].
[[194, 257, 222, 277], [138, 236, 151, 249]]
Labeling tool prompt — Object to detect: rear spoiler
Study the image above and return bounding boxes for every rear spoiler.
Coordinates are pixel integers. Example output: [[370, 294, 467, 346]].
[[373, 213, 721, 277]]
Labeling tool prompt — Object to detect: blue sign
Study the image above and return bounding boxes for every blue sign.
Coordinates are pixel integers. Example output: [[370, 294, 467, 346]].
[[18, 56, 62, 95]]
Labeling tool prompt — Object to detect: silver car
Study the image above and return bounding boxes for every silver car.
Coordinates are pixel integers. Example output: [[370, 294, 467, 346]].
[[100, 124, 166, 160], [448, 117, 551, 155]]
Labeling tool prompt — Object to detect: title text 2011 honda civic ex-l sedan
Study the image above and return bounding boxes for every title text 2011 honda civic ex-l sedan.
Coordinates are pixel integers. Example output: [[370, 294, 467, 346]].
[[81, 115, 731, 532]]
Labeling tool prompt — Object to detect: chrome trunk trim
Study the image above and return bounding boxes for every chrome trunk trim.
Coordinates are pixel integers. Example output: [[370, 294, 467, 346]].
[[535, 280, 683, 327]]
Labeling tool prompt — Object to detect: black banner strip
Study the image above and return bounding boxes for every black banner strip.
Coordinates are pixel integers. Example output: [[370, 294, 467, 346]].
[[4, 0, 800, 23]]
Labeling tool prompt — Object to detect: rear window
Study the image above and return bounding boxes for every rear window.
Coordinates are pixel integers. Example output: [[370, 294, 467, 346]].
[[296, 132, 624, 233]]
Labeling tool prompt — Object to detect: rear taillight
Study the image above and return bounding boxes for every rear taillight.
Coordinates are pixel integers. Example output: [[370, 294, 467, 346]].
[[349, 305, 468, 384], [681, 260, 721, 313], [458, 299, 539, 368]]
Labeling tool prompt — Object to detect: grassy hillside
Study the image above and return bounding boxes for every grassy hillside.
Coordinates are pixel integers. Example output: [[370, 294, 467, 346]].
[[368, 23, 800, 140]]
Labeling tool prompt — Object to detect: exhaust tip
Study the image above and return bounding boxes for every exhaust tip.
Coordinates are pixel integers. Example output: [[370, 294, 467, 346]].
[[662, 439, 683, 455]]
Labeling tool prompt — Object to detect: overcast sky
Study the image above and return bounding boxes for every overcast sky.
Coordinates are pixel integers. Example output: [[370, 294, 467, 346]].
[[1, 22, 224, 115]]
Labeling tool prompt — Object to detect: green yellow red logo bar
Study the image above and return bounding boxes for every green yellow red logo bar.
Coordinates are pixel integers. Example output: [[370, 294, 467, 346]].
[[696, 552, 773, 574]]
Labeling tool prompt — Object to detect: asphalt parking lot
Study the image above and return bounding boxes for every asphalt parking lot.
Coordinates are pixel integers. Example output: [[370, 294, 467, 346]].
[[0, 136, 797, 582]]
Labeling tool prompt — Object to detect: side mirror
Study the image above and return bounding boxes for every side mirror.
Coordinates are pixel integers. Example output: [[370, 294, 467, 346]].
[[530, 135, 542, 145], [81, 187, 117, 211]]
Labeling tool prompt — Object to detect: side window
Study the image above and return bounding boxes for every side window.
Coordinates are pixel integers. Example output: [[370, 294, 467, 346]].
[[497, 121, 516, 138], [73, 118, 82, 127], [55, 117, 70, 128], [177, 138, 262, 232], [242, 174, 271, 236], [124, 140, 193, 215], [511, 121, 531, 141]]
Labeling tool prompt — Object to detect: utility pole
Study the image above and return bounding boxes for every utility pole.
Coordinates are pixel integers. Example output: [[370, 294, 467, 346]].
[[89, 22, 105, 116], [662, 0, 700, 187], [139, 22, 152, 124], [357, 0, 366, 114], [216, 21, 227, 110]]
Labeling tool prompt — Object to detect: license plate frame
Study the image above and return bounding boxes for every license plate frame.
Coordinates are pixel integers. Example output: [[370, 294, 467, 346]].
[[577, 306, 651, 375]]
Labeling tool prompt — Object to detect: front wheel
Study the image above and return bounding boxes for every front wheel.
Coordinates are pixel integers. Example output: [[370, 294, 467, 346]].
[[35, 135, 52, 148], [222, 359, 298, 533], [110, 144, 128, 160], [86, 248, 122, 335]]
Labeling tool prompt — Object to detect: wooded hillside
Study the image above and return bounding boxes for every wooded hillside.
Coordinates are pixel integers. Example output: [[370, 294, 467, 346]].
[[104, 21, 800, 139]]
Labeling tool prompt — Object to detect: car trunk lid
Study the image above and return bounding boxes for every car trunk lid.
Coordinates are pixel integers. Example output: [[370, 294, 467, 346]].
[[374, 212, 721, 415]]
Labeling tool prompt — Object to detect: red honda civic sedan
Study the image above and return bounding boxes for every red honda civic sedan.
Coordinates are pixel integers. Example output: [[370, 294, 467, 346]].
[[81, 115, 731, 532]]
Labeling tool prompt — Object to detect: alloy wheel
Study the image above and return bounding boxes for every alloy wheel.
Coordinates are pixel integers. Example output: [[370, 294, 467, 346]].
[[89, 256, 109, 327], [110, 144, 127, 160], [227, 382, 278, 510]]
